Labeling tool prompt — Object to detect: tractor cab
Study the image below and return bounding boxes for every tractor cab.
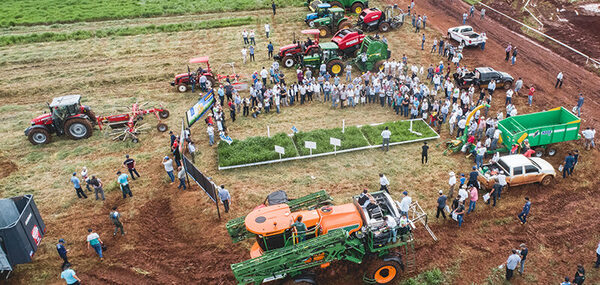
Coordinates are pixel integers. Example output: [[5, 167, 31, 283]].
[[171, 56, 216, 92], [314, 8, 351, 37], [302, 42, 340, 71], [353, 36, 390, 72], [306, 3, 332, 27], [332, 28, 365, 57], [48, 95, 83, 122]]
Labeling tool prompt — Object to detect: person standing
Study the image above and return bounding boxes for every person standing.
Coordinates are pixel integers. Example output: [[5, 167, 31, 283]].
[[562, 277, 572, 285], [218, 185, 231, 213], [271, 0, 276, 15], [241, 47, 247, 64], [60, 264, 82, 285], [81, 167, 91, 192], [527, 85, 535, 106], [480, 8, 486, 19], [505, 249, 522, 280], [249, 45, 255, 62], [511, 46, 518, 65], [249, 30, 255, 45], [264, 23, 270, 38], [379, 173, 390, 193], [70, 172, 87, 199], [436, 190, 447, 219], [517, 197, 531, 224], [555, 71, 564, 88], [123, 155, 140, 180], [56, 239, 69, 269], [487, 180, 501, 207], [86, 229, 104, 261], [505, 43, 512, 61], [519, 243, 528, 274], [177, 166, 187, 190], [563, 152, 574, 178], [267, 42, 274, 58], [470, 4, 475, 16], [162, 156, 175, 183], [467, 186, 478, 214], [110, 207, 125, 236], [452, 201, 465, 227], [497, 170, 507, 197], [576, 93, 584, 117], [421, 33, 425, 50], [448, 171, 457, 199], [291, 216, 307, 242], [89, 175, 105, 201], [399, 191, 412, 217], [581, 127, 596, 150], [207, 124, 215, 146], [421, 142, 429, 164], [381, 126, 391, 151], [573, 264, 585, 285], [187, 141, 196, 163], [514, 77, 523, 95], [116, 171, 133, 199], [462, 12, 468, 25]]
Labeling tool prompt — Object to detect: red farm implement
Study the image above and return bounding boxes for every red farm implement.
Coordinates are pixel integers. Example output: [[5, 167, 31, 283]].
[[96, 103, 170, 143]]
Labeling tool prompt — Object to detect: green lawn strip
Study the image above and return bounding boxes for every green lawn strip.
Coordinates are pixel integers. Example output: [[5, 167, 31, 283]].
[[218, 133, 298, 167], [0, 17, 254, 47], [360, 120, 437, 145], [0, 0, 303, 27], [293, 126, 370, 156]]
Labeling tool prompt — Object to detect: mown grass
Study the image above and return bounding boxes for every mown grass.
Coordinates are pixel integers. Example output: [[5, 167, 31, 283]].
[[0, 17, 255, 47], [400, 268, 445, 285], [360, 120, 438, 145], [293, 126, 370, 156], [217, 133, 298, 167], [0, 0, 303, 27]]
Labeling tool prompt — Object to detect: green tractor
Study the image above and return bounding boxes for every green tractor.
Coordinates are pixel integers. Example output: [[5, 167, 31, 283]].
[[314, 7, 353, 38], [309, 0, 369, 15], [302, 42, 346, 76], [353, 36, 391, 72]]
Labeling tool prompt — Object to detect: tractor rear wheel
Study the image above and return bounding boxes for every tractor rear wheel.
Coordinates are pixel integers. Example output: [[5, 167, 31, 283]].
[[378, 22, 391, 32], [64, 118, 93, 140], [28, 128, 51, 145], [329, 1, 343, 9], [319, 26, 331, 37], [177, 84, 188, 93], [337, 19, 352, 31], [283, 55, 296, 68], [326, 59, 344, 76], [366, 259, 402, 284], [159, 110, 170, 119], [156, 123, 168, 132], [206, 76, 216, 90], [351, 2, 365, 14], [374, 60, 385, 72]]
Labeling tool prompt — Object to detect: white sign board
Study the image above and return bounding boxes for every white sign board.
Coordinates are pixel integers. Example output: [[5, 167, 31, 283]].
[[274, 145, 285, 154], [305, 141, 317, 149], [330, 137, 341, 146]]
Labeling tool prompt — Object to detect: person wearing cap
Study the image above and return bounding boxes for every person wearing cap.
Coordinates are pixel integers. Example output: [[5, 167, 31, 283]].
[[70, 172, 87, 199], [561, 277, 571, 285], [379, 173, 390, 193], [505, 249, 521, 280], [421, 141, 429, 164], [218, 185, 231, 213], [436, 190, 447, 219], [123, 154, 140, 180], [116, 171, 133, 199], [86, 228, 104, 261], [162, 156, 175, 183], [448, 171, 457, 199], [458, 185, 468, 205], [81, 167, 91, 192], [56, 239, 69, 268], [467, 185, 478, 214], [517, 197, 531, 224], [399, 191, 412, 217], [518, 243, 528, 274], [468, 166, 479, 187], [60, 263, 81, 285]]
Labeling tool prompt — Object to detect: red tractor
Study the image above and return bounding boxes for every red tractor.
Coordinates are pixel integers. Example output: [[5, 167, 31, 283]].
[[274, 29, 322, 68], [356, 5, 406, 33], [25, 95, 97, 145], [171, 57, 247, 93], [331, 28, 366, 57]]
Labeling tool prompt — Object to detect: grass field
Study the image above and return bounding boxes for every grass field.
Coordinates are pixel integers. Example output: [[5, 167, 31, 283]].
[[293, 126, 370, 155]]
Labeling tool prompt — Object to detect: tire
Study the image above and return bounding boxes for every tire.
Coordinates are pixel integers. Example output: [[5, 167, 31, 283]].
[[132, 138, 139, 143], [85, 109, 97, 125], [541, 175, 553, 186], [206, 76, 216, 90], [534, 147, 544, 157], [337, 19, 352, 31], [159, 110, 170, 119], [503, 81, 513, 89], [319, 26, 331, 37], [326, 59, 344, 75], [307, 20, 315, 28], [177, 84, 188, 93], [351, 2, 364, 14], [546, 148, 557, 156], [64, 118, 93, 140], [28, 128, 51, 145], [374, 60, 385, 72], [156, 123, 168, 132], [283, 55, 296, 68], [366, 259, 402, 284], [378, 22, 391, 33], [329, 1, 343, 8]]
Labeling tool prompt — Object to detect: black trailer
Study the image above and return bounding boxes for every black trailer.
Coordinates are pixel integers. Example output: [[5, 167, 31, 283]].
[[0, 195, 45, 279]]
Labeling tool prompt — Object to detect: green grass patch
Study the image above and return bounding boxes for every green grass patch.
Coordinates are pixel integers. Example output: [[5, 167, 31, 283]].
[[0, 17, 255, 47], [400, 268, 445, 285], [218, 133, 298, 167], [360, 120, 437, 145], [293, 126, 370, 156], [0, 0, 303, 27]]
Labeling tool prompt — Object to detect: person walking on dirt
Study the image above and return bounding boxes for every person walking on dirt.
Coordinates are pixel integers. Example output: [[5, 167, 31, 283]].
[[242, 29, 248, 45], [379, 173, 390, 193], [436, 190, 447, 219], [576, 93, 584, 117], [70, 172, 87, 199], [514, 77, 523, 95], [595, 240, 600, 268], [470, 5, 475, 17], [218, 185, 231, 213], [267, 42, 274, 59], [423, 14, 428, 29], [467, 186, 478, 214], [448, 171, 457, 199], [462, 12, 468, 25], [511, 46, 518, 65], [381, 127, 391, 151], [241, 47, 247, 64], [505, 249, 521, 280], [264, 23, 270, 38], [555, 71, 564, 88], [61, 263, 82, 285], [487, 180, 500, 206], [518, 243, 528, 274], [452, 201, 465, 227], [56, 239, 69, 269], [468, 166, 478, 186], [504, 43, 512, 61], [177, 166, 186, 190], [480, 8, 486, 19], [116, 171, 133, 198], [249, 45, 255, 62], [581, 127, 595, 150], [272, 1, 276, 15], [162, 156, 175, 183], [86, 229, 104, 261], [573, 264, 585, 285], [421, 141, 429, 164], [249, 30, 255, 45], [123, 155, 140, 180], [81, 167, 91, 192], [421, 33, 425, 50], [207, 124, 215, 146], [110, 207, 125, 236], [89, 175, 105, 201], [563, 152, 575, 178], [527, 85, 535, 106], [399, 191, 412, 217]]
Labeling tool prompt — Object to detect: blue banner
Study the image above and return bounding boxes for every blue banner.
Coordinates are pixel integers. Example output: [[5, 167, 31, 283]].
[[186, 89, 214, 127]]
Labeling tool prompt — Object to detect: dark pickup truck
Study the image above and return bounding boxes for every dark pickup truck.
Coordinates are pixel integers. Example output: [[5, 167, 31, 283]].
[[453, 67, 514, 89]]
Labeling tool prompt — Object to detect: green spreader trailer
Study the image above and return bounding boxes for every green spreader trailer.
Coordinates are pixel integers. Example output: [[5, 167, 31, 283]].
[[497, 107, 581, 156]]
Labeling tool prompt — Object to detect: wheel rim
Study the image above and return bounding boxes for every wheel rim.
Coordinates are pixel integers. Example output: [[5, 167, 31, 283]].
[[158, 124, 167, 132], [355, 7, 362, 14], [69, 123, 88, 138], [309, 21, 315, 27], [535, 151, 543, 157], [548, 149, 556, 156], [331, 64, 341, 74], [32, 132, 47, 144], [320, 29, 327, 37], [178, 85, 186, 92], [285, 58, 295, 67], [374, 265, 397, 283]]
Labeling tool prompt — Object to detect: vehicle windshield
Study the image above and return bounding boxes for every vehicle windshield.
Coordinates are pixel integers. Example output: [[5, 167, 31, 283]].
[[462, 27, 473, 32], [497, 159, 510, 174], [528, 158, 541, 169], [337, 29, 351, 37]]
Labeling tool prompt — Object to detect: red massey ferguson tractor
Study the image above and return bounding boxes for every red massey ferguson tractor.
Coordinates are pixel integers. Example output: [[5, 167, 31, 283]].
[[171, 56, 217, 93], [356, 5, 406, 33], [274, 29, 322, 68], [25, 95, 97, 145]]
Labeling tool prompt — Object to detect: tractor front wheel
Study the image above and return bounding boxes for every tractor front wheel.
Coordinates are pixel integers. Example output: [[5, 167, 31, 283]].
[[374, 60, 385, 72], [326, 59, 344, 76], [177, 84, 188, 93], [378, 22, 391, 32], [206, 76, 216, 90], [283, 55, 296, 68], [319, 26, 331, 37], [156, 123, 168, 132], [159, 109, 170, 119], [28, 128, 51, 145], [64, 118, 93, 140], [329, 1, 343, 9], [337, 19, 352, 31], [307, 20, 316, 28], [351, 2, 364, 14], [366, 259, 402, 284]]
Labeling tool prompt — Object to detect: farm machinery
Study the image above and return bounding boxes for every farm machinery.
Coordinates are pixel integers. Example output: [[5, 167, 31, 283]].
[[227, 190, 436, 284], [309, 0, 369, 15], [171, 56, 247, 93], [356, 5, 406, 33], [313, 7, 353, 37], [96, 102, 170, 143], [306, 3, 333, 27], [352, 35, 391, 72]]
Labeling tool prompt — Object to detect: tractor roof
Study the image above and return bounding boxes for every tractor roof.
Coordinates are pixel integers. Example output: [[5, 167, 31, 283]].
[[49, 95, 81, 108], [317, 3, 331, 8], [189, 56, 209, 64], [245, 204, 319, 235], [301, 29, 321, 35], [319, 42, 339, 50], [330, 7, 345, 12]]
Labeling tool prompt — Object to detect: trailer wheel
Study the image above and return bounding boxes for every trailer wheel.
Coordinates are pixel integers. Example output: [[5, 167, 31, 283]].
[[351, 2, 364, 14], [281, 272, 317, 285], [159, 110, 170, 119], [131, 138, 139, 143], [546, 148, 557, 156], [378, 22, 391, 32], [534, 147, 544, 157], [541, 175, 553, 186], [156, 123, 168, 132], [28, 128, 51, 145], [64, 118, 93, 140], [366, 259, 401, 284], [206, 76, 216, 90], [307, 19, 316, 28], [177, 84, 188, 93], [283, 55, 296, 68]]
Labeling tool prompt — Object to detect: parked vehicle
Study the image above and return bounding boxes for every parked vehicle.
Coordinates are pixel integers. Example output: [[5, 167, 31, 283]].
[[356, 5, 406, 33], [314, 7, 353, 37], [308, 0, 369, 14], [352, 35, 391, 72], [453, 67, 514, 89], [331, 28, 366, 57], [447, 25, 486, 47], [302, 42, 346, 75], [477, 154, 556, 189], [306, 3, 332, 27], [171, 57, 247, 93], [273, 29, 322, 68], [24, 95, 96, 145]]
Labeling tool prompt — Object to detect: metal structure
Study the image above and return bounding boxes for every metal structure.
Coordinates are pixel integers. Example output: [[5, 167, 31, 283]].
[[356, 6, 406, 33], [306, 3, 333, 27], [171, 56, 247, 93], [352, 35, 391, 72], [96, 102, 170, 143], [308, 0, 369, 14], [313, 7, 352, 37]]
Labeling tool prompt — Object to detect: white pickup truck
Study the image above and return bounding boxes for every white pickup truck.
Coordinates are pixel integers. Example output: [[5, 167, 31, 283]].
[[447, 25, 486, 47], [477, 154, 556, 189]]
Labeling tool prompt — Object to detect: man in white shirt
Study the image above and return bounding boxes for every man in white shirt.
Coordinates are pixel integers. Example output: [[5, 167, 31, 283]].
[[385, 215, 398, 243], [496, 171, 507, 197], [475, 145, 487, 169], [457, 117, 467, 138], [379, 173, 390, 192], [399, 191, 412, 217], [505, 249, 522, 280], [381, 126, 391, 151], [264, 23, 270, 38], [505, 89, 513, 105], [458, 185, 469, 204], [448, 171, 457, 199], [581, 127, 596, 150], [260, 67, 268, 86]]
